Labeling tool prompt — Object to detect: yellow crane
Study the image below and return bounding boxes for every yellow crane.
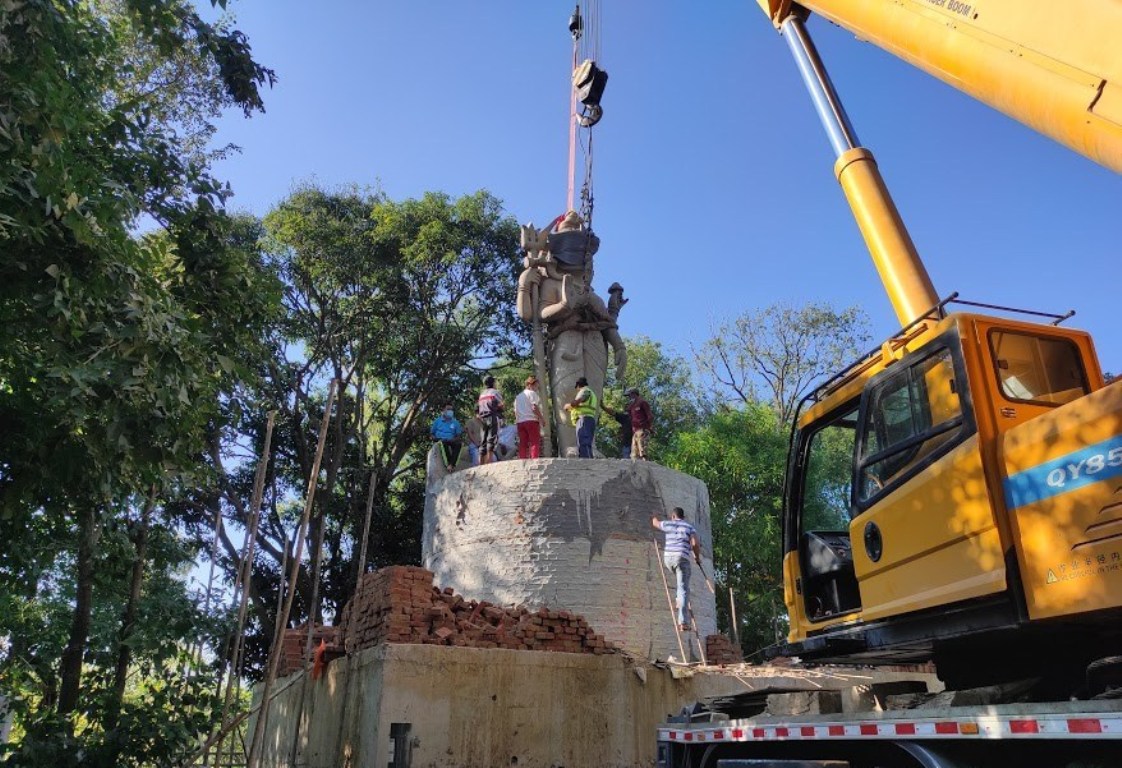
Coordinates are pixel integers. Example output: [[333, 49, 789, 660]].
[[756, 0, 1122, 691]]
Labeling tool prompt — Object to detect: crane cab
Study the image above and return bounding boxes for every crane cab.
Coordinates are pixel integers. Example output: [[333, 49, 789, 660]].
[[777, 310, 1122, 684]]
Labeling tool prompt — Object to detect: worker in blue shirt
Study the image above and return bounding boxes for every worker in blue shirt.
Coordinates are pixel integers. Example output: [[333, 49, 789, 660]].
[[430, 404, 464, 470]]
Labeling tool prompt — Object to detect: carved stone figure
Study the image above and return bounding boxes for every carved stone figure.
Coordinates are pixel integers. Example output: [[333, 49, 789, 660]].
[[607, 282, 628, 320], [517, 211, 626, 457]]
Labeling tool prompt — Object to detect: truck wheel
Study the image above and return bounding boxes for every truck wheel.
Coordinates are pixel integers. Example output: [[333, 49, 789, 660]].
[[1086, 655, 1122, 698]]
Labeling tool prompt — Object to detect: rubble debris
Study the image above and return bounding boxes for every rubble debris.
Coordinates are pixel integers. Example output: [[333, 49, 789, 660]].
[[333, 565, 617, 658]]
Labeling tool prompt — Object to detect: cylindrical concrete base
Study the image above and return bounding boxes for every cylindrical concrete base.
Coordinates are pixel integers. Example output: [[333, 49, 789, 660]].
[[422, 459, 716, 661]]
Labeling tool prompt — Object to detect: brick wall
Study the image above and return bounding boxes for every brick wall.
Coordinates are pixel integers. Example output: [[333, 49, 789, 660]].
[[704, 633, 743, 666], [278, 624, 339, 677], [337, 565, 616, 656]]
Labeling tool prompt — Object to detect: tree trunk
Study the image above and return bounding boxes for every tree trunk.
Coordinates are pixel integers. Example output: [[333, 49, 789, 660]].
[[57, 505, 100, 718], [107, 493, 154, 729]]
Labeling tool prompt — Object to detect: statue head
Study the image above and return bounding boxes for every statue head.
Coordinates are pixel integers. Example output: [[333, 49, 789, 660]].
[[557, 210, 583, 232]]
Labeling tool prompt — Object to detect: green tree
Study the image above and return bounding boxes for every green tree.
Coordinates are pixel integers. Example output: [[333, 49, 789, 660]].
[[598, 335, 704, 460], [696, 303, 871, 424], [2, 497, 228, 766], [0, 0, 276, 760], [671, 303, 873, 655], [663, 405, 789, 654], [182, 185, 526, 677]]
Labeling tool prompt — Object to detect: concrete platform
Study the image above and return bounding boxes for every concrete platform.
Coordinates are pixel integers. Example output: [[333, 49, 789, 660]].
[[252, 644, 937, 768], [423, 459, 718, 660]]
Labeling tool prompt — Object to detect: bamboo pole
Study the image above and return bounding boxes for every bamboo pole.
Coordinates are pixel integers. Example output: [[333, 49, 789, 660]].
[[689, 611, 707, 665], [289, 391, 341, 765], [246, 380, 338, 768], [728, 586, 741, 649], [214, 412, 276, 745], [354, 374, 377, 578], [183, 671, 305, 767], [336, 444, 379, 764]]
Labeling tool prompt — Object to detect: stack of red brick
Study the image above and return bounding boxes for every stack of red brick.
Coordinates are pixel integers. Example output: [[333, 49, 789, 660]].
[[705, 633, 744, 665], [278, 624, 339, 677], [337, 565, 616, 655]]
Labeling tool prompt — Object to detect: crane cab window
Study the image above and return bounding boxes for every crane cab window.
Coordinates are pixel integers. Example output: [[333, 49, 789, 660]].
[[989, 330, 1088, 406], [857, 347, 965, 505], [801, 406, 858, 531], [797, 404, 860, 621]]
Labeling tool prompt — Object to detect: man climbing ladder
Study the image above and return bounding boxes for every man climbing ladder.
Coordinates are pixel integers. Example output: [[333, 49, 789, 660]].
[[651, 507, 701, 632]]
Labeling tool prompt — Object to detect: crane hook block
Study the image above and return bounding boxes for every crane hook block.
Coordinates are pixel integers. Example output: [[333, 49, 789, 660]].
[[573, 59, 608, 110], [569, 5, 583, 40], [577, 104, 603, 128]]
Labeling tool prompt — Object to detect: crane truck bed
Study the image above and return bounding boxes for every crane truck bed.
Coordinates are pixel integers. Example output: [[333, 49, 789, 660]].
[[658, 698, 1122, 767]]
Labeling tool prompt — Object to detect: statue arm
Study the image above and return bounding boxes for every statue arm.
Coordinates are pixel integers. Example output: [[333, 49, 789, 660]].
[[604, 327, 627, 381], [516, 266, 542, 322]]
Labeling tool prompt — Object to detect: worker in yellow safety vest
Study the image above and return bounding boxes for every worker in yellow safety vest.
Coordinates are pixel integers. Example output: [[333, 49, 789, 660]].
[[563, 376, 598, 458]]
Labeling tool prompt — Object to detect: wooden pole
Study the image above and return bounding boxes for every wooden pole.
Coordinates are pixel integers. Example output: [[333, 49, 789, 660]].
[[689, 611, 707, 665], [215, 412, 276, 742], [183, 671, 305, 768], [728, 586, 741, 649], [697, 559, 716, 594], [289, 397, 340, 765], [246, 379, 338, 768]]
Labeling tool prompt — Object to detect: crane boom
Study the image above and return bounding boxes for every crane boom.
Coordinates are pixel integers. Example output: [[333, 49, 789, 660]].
[[757, 0, 1122, 174]]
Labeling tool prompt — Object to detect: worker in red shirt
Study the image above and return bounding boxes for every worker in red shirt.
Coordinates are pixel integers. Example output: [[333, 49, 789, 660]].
[[625, 387, 653, 460]]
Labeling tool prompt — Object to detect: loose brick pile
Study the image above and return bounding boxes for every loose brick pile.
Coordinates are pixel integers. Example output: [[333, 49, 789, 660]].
[[705, 633, 743, 665], [337, 565, 617, 655], [278, 624, 339, 677]]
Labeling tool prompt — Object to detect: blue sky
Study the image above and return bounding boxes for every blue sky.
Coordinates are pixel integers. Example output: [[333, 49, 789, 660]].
[[203, 1, 1121, 373]]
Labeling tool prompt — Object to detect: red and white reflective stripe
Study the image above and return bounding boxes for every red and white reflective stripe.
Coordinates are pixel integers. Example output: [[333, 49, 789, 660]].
[[660, 714, 1122, 743]]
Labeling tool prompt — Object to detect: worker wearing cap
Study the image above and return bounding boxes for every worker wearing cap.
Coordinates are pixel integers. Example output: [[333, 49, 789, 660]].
[[625, 387, 653, 460], [601, 400, 633, 459]]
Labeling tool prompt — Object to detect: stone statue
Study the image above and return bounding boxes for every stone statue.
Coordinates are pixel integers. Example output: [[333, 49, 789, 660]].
[[607, 282, 628, 320], [517, 211, 626, 457]]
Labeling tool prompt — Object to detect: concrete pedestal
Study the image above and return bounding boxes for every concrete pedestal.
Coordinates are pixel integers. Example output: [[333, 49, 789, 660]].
[[422, 459, 717, 660]]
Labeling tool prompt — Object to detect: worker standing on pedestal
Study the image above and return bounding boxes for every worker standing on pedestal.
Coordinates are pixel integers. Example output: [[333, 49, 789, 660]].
[[563, 376, 598, 458], [477, 376, 504, 465], [624, 387, 653, 460], [514, 376, 545, 459]]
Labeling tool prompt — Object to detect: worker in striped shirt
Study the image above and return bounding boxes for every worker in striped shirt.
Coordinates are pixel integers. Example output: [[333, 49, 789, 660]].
[[652, 507, 701, 631]]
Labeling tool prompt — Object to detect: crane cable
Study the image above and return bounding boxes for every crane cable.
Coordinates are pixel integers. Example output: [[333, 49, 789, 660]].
[[574, 0, 601, 228]]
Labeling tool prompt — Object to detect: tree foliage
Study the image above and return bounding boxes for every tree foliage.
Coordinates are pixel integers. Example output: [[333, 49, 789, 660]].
[[696, 303, 870, 425], [178, 183, 526, 678], [598, 335, 704, 460], [0, 0, 275, 762], [663, 405, 789, 653]]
